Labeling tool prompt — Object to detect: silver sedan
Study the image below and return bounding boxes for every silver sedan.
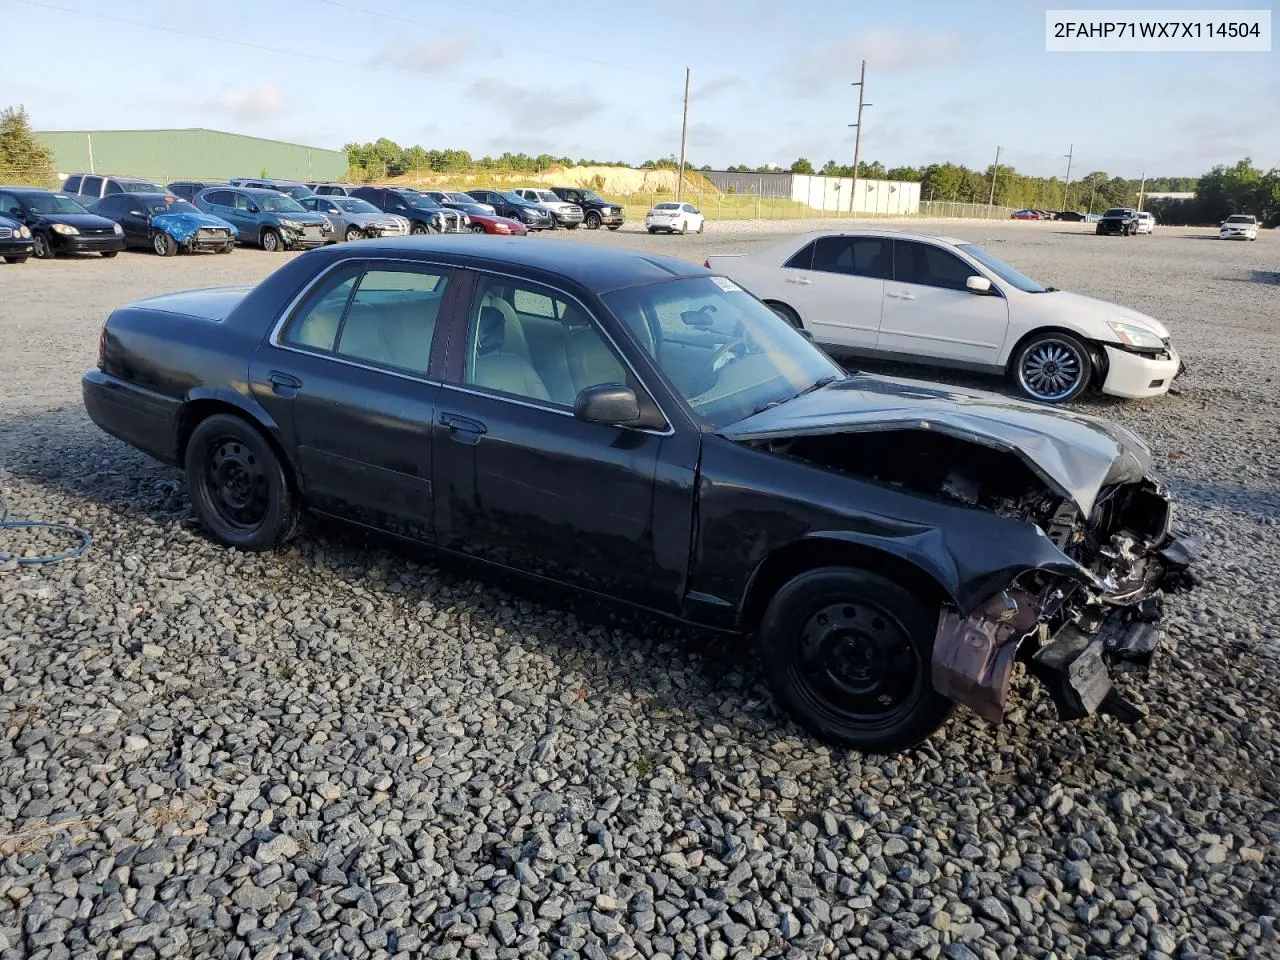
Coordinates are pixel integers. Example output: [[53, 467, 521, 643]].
[[300, 196, 410, 242]]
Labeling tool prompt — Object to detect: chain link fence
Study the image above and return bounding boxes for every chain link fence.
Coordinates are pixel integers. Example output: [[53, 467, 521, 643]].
[[619, 189, 1015, 223]]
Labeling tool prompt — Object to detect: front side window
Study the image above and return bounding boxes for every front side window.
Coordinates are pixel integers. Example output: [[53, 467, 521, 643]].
[[603, 276, 841, 429], [462, 276, 628, 408], [104, 181, 123, 195], [233, 193, 254, 211], [892, 240, 977, 291]]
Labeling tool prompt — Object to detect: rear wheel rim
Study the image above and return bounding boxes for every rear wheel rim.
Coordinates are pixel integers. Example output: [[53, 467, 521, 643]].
[[794, 600, 923, 726], [1018, 338, 1085, 401], [202, 437, 269, 533]]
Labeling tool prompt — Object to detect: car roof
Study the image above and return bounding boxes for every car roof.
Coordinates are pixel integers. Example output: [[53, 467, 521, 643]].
[[110, 192, 184, 201], [779, 228, 968, 246], [349, 235, 705, 292], [2, 186, 58, 196], [228, 187, 293, 197]]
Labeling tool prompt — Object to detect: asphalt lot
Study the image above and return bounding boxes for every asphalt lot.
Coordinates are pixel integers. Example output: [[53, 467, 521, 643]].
[[1, 219, 1278, 960]]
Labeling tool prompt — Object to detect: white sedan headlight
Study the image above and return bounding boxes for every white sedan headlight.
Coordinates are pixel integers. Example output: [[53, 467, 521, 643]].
[[51, 223, 79, 235], [1107, 320, 1164, 350]]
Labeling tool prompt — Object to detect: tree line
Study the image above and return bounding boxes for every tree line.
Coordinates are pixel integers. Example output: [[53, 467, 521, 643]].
[[344, 138, 632, 179]]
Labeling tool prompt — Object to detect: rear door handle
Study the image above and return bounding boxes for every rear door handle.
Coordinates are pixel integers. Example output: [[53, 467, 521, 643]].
[[440, 411, 487, 442], [785, 277, 812, 285], [268, 371, 302, 396], [886, 290, 915, 300]]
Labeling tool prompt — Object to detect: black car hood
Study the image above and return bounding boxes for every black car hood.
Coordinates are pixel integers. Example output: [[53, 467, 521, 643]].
[[34, 212, 119, 229], [718, 374, 1153, 515]]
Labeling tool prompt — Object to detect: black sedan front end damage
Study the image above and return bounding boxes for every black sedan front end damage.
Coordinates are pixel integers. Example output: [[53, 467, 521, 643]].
[[932, 477, 1201, 726]]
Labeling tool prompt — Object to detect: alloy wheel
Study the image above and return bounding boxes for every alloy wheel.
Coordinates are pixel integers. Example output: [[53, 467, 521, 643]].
[[1018, 338, 1086, 401]]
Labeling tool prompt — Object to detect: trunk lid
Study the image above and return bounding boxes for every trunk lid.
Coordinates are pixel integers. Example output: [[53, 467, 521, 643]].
[[130, 286, 252, 322]]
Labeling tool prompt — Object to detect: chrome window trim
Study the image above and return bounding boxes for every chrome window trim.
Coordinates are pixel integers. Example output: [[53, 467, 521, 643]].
[[266, 255, 680, 437]]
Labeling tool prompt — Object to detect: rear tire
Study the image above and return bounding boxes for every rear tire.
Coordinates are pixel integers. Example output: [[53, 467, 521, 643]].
[[758, 567, 953, 753], [184, 413, 299, 551]]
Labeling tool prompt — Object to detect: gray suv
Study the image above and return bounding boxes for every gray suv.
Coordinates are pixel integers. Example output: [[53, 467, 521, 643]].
[[61, 174, 167, 200]]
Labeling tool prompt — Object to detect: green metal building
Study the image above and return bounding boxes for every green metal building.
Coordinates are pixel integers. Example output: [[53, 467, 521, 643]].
[[34, 128, 348, 184]]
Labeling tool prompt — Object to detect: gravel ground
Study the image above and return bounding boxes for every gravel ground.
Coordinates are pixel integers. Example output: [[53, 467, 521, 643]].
[[1, 220, 1278, 960]]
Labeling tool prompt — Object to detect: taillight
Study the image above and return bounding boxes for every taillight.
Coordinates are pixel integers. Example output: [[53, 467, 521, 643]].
[[97, 324, 107, 368]]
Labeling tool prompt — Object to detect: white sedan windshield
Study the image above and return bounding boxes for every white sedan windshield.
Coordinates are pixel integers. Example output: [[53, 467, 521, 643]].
[[604, 276, 842, 429]]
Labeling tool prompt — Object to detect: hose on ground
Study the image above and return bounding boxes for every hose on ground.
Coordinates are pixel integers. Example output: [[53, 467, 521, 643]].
[[0, 486, 92, 566]]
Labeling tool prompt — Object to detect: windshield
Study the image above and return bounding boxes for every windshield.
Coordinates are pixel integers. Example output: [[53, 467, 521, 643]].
[[404, 193, 442, 209], [120, 181, 165, 193], [26, 193, 89, 215], [259, 194, 305, 213], [498, 191, 530, 204], [578, 190, 604, 203], [956, 243, 1047, 293], [334, 198, 379, 213], [603, 276, 842, 429], [148, 199, 200, 214], [533, 190, 559, 202], [1103, 208, 1129, 217], [1225, 215, 1255, 223]]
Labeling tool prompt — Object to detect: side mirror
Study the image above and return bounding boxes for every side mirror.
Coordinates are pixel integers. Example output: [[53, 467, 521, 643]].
[[248, 204, 261, 213], [966, 276, 994, 295], [574, 384, 640, 426], [130, 210, 143, 217]]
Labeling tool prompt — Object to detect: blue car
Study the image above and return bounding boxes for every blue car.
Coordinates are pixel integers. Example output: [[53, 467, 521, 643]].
[[88, 193, 238, 256], [0, 211, 35, 263], [194, 186, 332, 251]]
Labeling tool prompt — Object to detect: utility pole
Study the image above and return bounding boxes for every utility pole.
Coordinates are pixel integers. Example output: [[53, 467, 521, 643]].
[[1137, 171, 1146, 211], [1061, 144, 1074, 211], [676, 67, 690, 202], [848, 61, 870, 215], [987, 144, 1001, 211], [87, 133, 95, 174]]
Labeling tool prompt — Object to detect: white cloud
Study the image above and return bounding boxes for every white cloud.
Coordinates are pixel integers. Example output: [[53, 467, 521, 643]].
[[467, 79, 604, 131], [201, 81, 290, 122], [779, 28, 963, 93], [379, 36, 476, 73]]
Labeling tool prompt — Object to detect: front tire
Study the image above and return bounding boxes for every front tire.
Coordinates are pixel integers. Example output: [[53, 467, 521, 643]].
[[410, 222, 429, 236], [758, 567, 953, 753], [565, 223, 579, 229], [4, 255, 29, 264], [607, 225, 620, 231], [471, 224, 486, 234], [260, 228, 283, 252], [184, 413, 299, 551], [100, 251, 119, 258], [585, 211, 602, 230], [217, 243, 233, 254], [152, 231, 177, 257], [1012, 330, 1092, 403], [33, 233, 54, 259], [344, 226, 363, 243]]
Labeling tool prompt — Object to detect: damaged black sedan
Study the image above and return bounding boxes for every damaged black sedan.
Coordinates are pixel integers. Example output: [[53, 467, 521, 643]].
[[81, 237, 1199, 753]]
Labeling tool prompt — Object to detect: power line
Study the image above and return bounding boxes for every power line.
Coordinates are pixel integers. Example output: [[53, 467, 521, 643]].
[[315, 0, 665, 76], [8, 0, 674, 113]]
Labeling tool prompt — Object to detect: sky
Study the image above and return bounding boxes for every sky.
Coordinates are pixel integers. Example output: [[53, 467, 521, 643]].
[[1, 0, 1276, 178]]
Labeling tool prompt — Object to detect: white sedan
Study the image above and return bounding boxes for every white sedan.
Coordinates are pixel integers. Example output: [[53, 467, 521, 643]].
[[1135, 211, 1155, 234], [1220, 214, 1258, 240], [706, 230, 1183, 403], [645, 201, 704, 235]]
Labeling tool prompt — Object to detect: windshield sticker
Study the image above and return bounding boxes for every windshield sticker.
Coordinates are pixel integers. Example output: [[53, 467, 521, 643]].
[[711, 276, 741, 293]]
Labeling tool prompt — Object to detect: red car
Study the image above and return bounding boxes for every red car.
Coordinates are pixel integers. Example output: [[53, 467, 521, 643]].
[[466, 213, 528, 236], [1011, 209, 1039, 220]]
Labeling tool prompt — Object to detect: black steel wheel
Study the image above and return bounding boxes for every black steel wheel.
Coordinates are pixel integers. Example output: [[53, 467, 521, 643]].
[[758, 567, 953, 752], [184, 413, 299, 550], [1012, 331, 1092, 403]]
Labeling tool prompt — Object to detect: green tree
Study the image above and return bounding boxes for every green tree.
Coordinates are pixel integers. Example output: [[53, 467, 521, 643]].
[[789, 157, 814, 174], [0, 105, 55, 187]]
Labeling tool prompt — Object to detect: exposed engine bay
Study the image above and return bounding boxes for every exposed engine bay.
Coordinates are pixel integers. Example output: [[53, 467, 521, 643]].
[[757, 429, 1201, 724]]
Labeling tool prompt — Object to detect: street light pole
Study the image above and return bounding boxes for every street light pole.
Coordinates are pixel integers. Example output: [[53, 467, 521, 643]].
[[676, 67, 690, 202], [987, 144, 1001, 212], [848, 61, 871, 215], [1062, 144, 1074, 211]]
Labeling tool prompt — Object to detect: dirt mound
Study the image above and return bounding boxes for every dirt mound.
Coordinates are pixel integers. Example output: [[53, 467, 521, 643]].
[[381, 165, 718, 196]]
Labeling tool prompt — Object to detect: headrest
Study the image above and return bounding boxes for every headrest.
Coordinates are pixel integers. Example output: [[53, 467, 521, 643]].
[[477, 305, 506, 354]]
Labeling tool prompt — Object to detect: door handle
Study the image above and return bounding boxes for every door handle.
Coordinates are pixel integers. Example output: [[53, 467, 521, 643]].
[[440, 411, 487, 442], [785, 277, 812, 285], [268, 371, 302, 396], [886, 290, 915, 300]]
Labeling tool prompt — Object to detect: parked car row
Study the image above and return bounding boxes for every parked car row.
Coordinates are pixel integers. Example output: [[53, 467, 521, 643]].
[[1012, 209, 1101, 222]]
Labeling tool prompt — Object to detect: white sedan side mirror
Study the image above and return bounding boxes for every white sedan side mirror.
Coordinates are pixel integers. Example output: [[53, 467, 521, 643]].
[[966, 276, 993, 294]]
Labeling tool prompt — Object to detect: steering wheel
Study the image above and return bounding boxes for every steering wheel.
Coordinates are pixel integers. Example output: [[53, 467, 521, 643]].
[[709, 338, 749, 374]]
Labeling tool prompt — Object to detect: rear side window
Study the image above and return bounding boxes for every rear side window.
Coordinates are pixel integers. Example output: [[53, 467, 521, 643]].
[[784, 241, 815, 270], [203, 190, 230, 206], [335, 267, 449, 375], [104, 181, 123, 195], [281, 264, 364, 351], [81, 176, 103, 197], [812, 236, 889, 279], [63, 175, 82, 193], [892, 240, 977, 291]]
